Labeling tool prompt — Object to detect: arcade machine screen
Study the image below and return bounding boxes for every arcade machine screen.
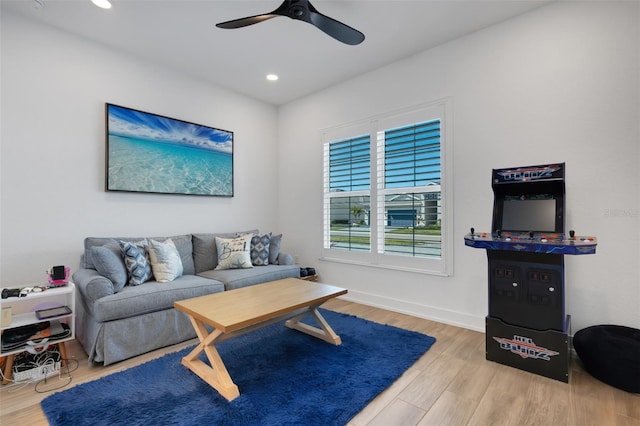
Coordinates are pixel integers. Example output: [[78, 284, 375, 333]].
[[500, 196, 557, 233]]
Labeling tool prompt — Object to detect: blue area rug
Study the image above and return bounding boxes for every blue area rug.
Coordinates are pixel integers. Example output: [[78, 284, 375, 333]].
[[42, 309, 436, 426]]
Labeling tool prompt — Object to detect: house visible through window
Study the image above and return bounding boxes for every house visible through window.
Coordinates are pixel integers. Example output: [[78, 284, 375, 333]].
[[324, 134, 371, 252], [322, 100, 452, 276]]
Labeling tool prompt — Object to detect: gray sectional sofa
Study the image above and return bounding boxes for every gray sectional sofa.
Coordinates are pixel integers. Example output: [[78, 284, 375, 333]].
[[72, 230, 299, 365]]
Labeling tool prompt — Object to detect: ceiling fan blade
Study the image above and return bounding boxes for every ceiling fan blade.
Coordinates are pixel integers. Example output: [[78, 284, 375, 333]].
[[216, 0, 365, 46], [216, 0, 292, 29], [308, 9, 365, 45], [216, 14, 278, 29]]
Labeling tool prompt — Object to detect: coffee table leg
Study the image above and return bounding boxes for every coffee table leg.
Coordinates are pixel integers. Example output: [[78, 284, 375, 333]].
[[182, 316, 240, 401], [285, 306, 342, 345]]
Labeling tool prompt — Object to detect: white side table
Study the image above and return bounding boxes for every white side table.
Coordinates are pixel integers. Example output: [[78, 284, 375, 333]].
[[0, 282, 75, 384]]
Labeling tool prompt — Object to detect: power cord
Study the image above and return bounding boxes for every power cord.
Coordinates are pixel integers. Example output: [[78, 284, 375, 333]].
[[0, 349, 79, 393], [35, 357, 78, 393]]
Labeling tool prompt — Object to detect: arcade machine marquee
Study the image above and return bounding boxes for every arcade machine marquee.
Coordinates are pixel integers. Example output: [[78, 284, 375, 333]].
[[464, 163, 596, 382]]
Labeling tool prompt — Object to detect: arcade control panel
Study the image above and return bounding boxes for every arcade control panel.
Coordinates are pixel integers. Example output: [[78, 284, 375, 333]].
[[464, 228, 597, 255]]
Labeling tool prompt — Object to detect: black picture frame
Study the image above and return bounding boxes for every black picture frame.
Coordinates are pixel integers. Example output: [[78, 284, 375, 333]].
[[105, 103, 234, 196]]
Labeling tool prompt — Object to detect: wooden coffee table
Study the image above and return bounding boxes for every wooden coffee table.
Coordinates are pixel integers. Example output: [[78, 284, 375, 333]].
[[174, 278, 347, 401]]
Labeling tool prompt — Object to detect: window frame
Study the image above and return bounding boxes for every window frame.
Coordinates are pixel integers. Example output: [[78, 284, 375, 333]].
[[321, 99, 453, 276]]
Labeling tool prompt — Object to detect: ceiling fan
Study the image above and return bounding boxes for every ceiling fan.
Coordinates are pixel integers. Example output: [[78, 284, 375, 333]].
[[215, 0, 365, 46]]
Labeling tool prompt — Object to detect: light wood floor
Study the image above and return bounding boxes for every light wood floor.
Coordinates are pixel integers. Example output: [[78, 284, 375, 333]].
[[1, 298, 638, 426]]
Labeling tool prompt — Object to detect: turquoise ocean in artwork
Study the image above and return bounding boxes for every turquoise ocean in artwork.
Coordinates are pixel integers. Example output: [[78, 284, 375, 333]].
[[108, 135, 233, 196]]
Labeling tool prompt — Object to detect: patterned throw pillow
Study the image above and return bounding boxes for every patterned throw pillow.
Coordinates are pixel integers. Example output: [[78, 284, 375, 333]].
[[119, 240, 153, 285], [148, 239, 184, 282], [214, 234, 253, 270], [250, 233, 271, 266]]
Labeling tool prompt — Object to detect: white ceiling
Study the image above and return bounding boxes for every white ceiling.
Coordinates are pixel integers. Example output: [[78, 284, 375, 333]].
[[2, 0, 550, 105]]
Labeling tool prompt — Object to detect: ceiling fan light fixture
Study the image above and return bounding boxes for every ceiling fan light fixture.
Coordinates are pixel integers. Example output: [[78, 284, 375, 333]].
[[91, 0, 112, 9]]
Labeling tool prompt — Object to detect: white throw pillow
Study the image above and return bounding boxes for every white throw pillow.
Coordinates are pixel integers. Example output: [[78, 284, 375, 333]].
[[215, 234, 254, 270], [148, 239, 184, 282]]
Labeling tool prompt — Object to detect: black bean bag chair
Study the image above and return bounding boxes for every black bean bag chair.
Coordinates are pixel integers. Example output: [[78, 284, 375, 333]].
[[573, 325, 640, 393]]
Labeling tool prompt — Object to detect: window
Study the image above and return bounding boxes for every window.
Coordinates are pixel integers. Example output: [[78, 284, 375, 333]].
[[324, 134, 371, 252], [322, 100, 452, 276]]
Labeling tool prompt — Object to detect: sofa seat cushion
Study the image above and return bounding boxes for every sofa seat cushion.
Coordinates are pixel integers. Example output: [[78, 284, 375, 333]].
[[198, 264, 300, 291], [88, 275, 224, 322]]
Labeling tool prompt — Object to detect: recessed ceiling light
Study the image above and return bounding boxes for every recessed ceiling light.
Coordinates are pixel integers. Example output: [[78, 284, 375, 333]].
[[92, 0, 112, 9], [266, 74, 279, 82]]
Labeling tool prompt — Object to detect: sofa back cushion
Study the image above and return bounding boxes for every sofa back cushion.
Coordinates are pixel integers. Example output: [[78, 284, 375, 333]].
[[83, 234, 195, 276], [192, 230, 258, 273]]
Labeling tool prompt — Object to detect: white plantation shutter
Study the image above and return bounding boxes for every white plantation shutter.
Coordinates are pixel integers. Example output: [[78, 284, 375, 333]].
[[377, 120, 442, 257], [324, 135, 371, 252], [322, 100, 452, 276]]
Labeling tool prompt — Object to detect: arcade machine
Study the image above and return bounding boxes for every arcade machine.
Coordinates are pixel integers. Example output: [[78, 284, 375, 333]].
[[464, 163, 596, 382]]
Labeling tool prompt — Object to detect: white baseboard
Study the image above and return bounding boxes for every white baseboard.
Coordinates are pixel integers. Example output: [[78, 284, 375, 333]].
[[336, 291, 585, 368], [338, 289, 485, 332]]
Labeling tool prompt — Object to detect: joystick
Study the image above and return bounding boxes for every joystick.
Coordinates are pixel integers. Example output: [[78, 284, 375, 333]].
[[569, 230, 575, 239], [470, 227, 475, 236], [496, 230, 502, 238], [529, 231, 534, 240]]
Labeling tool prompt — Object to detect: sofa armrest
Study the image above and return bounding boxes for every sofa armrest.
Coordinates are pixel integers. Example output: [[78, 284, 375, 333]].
[[278, 252, 294, 266], [72, 268, 115, 303]]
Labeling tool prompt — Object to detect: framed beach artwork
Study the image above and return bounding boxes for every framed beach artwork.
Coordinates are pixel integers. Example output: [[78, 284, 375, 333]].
[[105, 103, 233, 196]]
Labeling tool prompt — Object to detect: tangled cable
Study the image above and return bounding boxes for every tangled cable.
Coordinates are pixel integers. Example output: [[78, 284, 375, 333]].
[[0, 349, 79, 393]]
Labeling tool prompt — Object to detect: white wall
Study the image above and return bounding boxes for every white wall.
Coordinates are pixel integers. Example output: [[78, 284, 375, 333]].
[[2, 3, 638, 333], [277, 2, 640, 332], [1, 13, 280, 285]]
